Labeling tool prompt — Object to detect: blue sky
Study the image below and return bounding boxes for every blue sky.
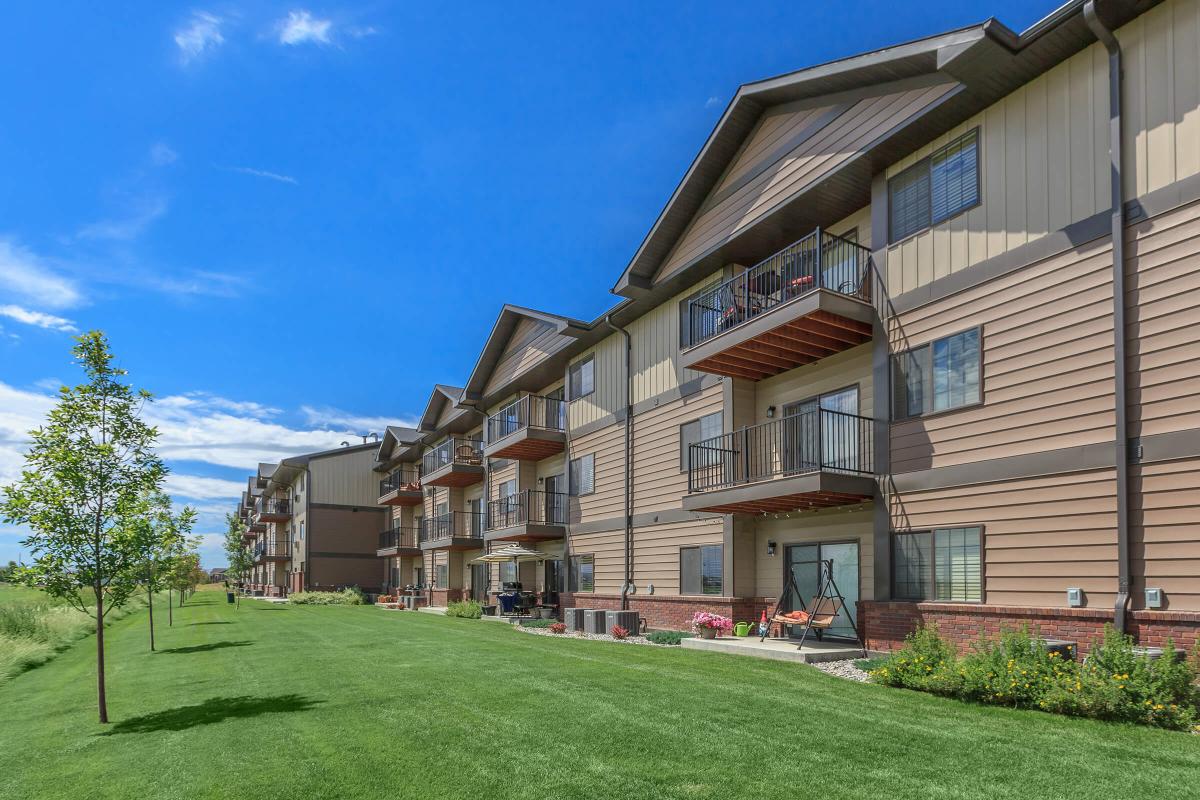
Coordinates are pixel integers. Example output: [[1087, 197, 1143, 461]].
[[0, 1, 1053, 567]]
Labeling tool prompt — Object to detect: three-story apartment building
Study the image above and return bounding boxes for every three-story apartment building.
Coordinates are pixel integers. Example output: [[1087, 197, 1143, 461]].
[[238, 0, 1200, 652]]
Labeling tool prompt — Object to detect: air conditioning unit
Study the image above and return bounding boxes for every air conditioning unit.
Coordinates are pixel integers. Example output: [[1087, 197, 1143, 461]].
[[583, 609, 608, 635], [608, 610, 640, 634], [562, 608, 586, 632]]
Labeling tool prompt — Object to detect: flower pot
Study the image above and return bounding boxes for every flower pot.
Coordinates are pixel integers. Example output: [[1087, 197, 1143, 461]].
[[699, 626, 718, 640]]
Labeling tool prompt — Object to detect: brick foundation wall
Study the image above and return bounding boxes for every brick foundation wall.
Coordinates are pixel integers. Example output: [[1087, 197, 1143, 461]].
[[559, 592, 775, 632], [429, 588, 464, 606], [859, 601, 1200, 655]]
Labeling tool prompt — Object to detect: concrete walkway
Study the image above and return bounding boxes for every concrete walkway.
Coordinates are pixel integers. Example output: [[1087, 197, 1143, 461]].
[[682, 634, 878, 664]]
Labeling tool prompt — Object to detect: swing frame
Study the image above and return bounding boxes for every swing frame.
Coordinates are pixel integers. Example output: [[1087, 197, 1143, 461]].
[[759, 557, 867, 657]]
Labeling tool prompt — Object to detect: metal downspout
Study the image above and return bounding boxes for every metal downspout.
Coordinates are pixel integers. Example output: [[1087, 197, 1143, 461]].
[[605, 314, 633, 612], [562, 364, 573, 604], [1084, 0, 1130, 634]]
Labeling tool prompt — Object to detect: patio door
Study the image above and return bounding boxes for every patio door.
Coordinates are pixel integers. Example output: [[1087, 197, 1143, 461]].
[[470, 563, 488, 602], [822, 228, 861, 295], [784, 541, 859, 640], [543, 474, 565, 523], [468, 498, 483, 535], [782, 386, 859, 474]]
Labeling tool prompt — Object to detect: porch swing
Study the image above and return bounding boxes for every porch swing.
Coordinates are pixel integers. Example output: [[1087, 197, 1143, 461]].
[[759, 558, 866, 657]]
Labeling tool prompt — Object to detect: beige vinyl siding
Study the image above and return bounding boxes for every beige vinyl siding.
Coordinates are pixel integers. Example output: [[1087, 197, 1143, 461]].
[[656, 83, 957, 284], [890, 236, 1116, 473], [754, 344, 872, 426], [831, 206, 871, 248], [628, 271, 722, 404], [489, 462, 517, 501], [629, 517, 724, 595], [482, 319, 574, 398], [1131, 458, 1200, 611], [754, 509, 874, 602], [885, 0, 1200, 296], [568, 528, 626, 594], [567, 333, 624, 429], [1125, 197, 1200, 437], [893, 468, 1119, 608], [631, 382, 724, 514], [309, 448, 382, 506], [567, 425, 624, 524], [713, 104, 841, 192]]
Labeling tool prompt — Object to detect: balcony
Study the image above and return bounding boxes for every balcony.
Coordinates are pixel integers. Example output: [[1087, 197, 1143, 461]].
[[252, 538, 292, 563], [377, 526, 421, 557], [421, 438, 485, 488], [257, 499, 291, 523], [248, 519, 267, 534], [483, 395, 566, 461], [681, 229, 875, 381], [419, 511, 485, 551], [682, 409, 876, 514], [378, 466, 422, 506], [485, 490, 567, 543]]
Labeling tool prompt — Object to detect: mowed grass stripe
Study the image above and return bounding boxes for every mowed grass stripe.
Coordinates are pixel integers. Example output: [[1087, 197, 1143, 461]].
[[0, 587, 1197, 800]]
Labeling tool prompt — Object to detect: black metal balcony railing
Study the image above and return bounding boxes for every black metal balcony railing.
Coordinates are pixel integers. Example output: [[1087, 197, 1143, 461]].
[[686, 229, 873, 348], [253, 538, 292, 560], [486, 490, 568, 530], [421, 438, 484, 476], [486, 395, 566, 443], [379, 465, 421, 497], [419, 511, 485, 543], [257, 498, 290, 516], [378, 526, 419, 550], [687, 409, 875, 493]]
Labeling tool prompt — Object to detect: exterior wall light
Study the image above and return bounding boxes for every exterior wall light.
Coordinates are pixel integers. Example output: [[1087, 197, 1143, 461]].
[[767, 540, 777, 556]]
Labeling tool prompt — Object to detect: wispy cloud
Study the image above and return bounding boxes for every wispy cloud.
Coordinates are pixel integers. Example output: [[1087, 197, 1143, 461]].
[[223, 165, 298, 185], [705, 96, 722, 108], [300, 405, 413, 435], [164, 473, 247, 502], [0, 238, 83, 310], [150, 143, 178, 167], [76, 195, 169, 242], [277, 10, 333, 45], [175, 12, 225, 64], [0, 305, 77, 333]]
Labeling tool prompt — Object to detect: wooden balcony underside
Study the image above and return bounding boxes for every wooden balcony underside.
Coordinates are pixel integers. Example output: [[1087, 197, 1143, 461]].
[[682, 472, 874, 515], [483, 428, 565, 462], [378, 488, 423, 506], [484, 523, 566, 543], [259, 510, 290, 522], [683, 291, 873, 381], [419, 537, 484, 552], [376, 545, 421, 558], [423, 464, 484, 488]]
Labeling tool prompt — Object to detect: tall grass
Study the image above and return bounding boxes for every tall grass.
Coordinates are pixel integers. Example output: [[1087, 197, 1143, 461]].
[[0, 586, 155, 685]]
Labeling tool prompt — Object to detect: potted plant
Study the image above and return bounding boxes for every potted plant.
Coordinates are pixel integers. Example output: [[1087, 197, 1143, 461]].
[[690, 611, 733, 640]]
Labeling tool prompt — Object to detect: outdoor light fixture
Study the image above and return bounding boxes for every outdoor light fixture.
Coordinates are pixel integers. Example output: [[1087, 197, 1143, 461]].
[[766, 405, 776, 418], [767, 540, 777, 556]]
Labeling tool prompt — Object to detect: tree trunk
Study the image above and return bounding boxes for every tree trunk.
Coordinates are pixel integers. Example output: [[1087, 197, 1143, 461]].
[[96, 587, 108, 724], [148, 586, 155, 652], [168, 589, 173, 626]]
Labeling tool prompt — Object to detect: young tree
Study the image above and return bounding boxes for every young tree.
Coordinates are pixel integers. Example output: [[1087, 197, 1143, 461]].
[[167, 551, 201, 613], [0, 332, 165, 723], [130, 492, 196, 651], [223, 513, 253, 609]]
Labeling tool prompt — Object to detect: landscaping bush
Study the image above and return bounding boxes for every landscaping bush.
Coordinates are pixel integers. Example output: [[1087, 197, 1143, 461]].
[[520, 618, 556, 628], [548, 622, 567, 634], [376, 594, 396, 604], [610, 625, 630, 639], [646, 630, 693, 646], [289, 589, 365, 606], [445, 600, 483, 619], [869, 623, 1200, 731]]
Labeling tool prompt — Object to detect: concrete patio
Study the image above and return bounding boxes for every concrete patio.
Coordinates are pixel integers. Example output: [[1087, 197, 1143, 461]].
[[682, 634, 878, 664]]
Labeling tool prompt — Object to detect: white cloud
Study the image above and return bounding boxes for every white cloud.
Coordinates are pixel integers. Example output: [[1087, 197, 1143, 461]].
[[705, 96, 721, 108], [277, 10, 333, 45], [224, 166, 298, 185], [175, 12, 224, 64], [299, 405, 412, 435], [76, 195, 169, 242], [164, 473, 246, 501], [0, 305, 77, 333], [0, 238, 83, 310], [346, 25, 378, 38], [150, 143, 178, 167]]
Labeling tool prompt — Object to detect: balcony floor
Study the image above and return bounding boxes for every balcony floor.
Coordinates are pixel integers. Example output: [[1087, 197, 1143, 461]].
[[419, 537, 485, 552], [423, 463, 485, 488], [379, 488, 423, 506], [483, 428, 565, 461], [682, 471, 875, 515], [484, 523, 566, 543]]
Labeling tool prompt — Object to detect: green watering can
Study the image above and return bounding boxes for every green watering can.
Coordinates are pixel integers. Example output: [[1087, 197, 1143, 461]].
[[733, 621, 752, 637]]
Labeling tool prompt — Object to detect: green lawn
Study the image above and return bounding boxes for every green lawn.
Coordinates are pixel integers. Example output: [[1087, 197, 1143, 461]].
[[0, 589, 1197, 800]]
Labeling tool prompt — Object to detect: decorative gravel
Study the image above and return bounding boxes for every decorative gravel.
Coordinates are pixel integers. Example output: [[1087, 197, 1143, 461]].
[[514, 624, 663, 646], [811, 658, 872, 682]]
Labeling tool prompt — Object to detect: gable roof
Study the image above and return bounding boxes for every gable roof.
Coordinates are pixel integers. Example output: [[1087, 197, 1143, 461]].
[[460, 305, 588, 407], [417, 384, 479, 435], [611, 0, 1150, 304], [374, 425, 422, 470]]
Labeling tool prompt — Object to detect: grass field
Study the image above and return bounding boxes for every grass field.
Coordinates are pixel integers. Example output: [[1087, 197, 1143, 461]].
[[0, 587, 1197, 800]]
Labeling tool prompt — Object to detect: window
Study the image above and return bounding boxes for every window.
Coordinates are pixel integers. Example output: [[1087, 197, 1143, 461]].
[[679, 412, 724, 471], [569, 356, 594, 400], [569, 554, 594, 592], [497, 478, 516, 499], [499, 562, 516, 584], [892, 527, 982, 602], [680, 545, 722, 595], [569, 453, 595, 496], [889, 129, 980, 242], [894, 328, 980, 419], [436, 564, 448, 587]]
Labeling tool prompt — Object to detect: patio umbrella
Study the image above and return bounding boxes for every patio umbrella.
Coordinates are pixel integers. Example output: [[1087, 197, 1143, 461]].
[[469, 544, 550, 563]]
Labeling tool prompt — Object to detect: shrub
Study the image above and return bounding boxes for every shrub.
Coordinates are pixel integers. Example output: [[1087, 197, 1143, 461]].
[[647, 630, 693, 646], [549, 622, 567, 634], [376, 595, 396, 604], [610, 625, 630, 640], [341, 587, 367, 605], [289, 590, 364, 606], [445, 600, 483, 619], [869, 624, 1200, 731], [521, 618, 556, 628], [690, 611, 733, 636]]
